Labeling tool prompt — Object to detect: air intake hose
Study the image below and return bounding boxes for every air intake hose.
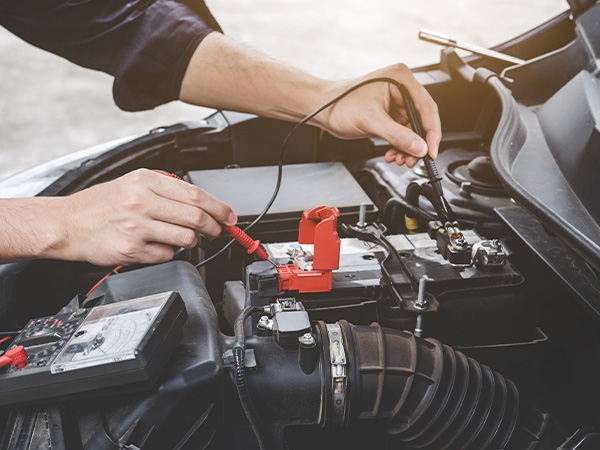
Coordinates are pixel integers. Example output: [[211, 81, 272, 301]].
[[319, 321, 565, 449]]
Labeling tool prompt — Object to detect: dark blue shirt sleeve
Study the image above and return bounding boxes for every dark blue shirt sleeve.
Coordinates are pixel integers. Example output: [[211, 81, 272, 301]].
[[0, 0, 222, 111]]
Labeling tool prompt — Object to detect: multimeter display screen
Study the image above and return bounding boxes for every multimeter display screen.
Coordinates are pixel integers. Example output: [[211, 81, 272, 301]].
[[51, 293, 168, 373]]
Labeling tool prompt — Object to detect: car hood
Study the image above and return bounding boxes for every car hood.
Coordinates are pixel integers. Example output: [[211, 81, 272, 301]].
[[488, 2, 600, 272]]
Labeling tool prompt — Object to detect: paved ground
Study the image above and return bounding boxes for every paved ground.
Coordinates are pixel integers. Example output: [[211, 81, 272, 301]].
[[0, 0, 567, 181]]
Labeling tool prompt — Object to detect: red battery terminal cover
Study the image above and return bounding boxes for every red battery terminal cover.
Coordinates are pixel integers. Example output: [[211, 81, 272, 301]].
[[277, 206, 341, 293]]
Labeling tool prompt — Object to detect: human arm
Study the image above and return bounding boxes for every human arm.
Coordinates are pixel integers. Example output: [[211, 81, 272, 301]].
[[0, 0, 440, 267], [0, 169, 237, 266], [0, 0, 440, 166], [180, 32, 441, 168]]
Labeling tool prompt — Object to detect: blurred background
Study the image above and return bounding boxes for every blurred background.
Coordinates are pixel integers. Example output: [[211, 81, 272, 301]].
[[0, 0, 567, 181]]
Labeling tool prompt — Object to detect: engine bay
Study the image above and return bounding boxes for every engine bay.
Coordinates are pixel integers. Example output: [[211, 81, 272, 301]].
[[2, 4, 600, 449]]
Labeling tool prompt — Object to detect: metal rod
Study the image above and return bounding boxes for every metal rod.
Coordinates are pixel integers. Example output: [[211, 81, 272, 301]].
[[357, 202, 367, 228], [419, 29, 525, 65], [415, 314, 423, 338], [415, 276, 428, 310]]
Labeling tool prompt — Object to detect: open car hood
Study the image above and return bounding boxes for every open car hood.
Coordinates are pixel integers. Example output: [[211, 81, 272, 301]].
[[488, 2, 600, 273]]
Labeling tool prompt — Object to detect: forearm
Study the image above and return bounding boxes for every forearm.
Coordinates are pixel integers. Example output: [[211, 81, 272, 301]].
[[179, 32, 440, 165], [0, 198, 68, 263], [179, 32, 335, 123]]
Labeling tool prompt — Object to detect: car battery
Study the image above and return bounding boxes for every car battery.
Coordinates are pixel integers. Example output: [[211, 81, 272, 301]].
[[241, 231, 526, 347], [188, 162, 377, 296], [189, 162, 376, 234]]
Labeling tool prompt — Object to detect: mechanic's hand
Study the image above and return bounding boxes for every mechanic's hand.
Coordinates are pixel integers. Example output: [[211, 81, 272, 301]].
[[315, 63, 441, 168], [58, 169, 237, 266]]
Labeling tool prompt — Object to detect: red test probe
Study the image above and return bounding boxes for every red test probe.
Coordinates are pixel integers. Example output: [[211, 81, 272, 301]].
[[223, 226, 277, 266]]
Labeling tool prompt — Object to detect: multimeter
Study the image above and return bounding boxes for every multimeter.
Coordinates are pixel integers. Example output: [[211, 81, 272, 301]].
[[0, 291, 187, 406]]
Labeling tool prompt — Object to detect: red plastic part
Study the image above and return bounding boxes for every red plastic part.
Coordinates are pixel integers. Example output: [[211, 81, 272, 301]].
[[277, 264, 333, 293], [0, 346, 28, 370], [224, 225, 270, 261], [298, 206, 340, 271], [278, 206, 341, 293]]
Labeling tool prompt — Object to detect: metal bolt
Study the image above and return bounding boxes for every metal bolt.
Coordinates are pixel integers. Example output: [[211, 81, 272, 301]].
[[257, 315, 273, 332], [72, 308, 87, 318], [415, 276, 428, 311], [299, 333, 315, 346], [257, 315, 270, 329], [357, 203, 367, 228]]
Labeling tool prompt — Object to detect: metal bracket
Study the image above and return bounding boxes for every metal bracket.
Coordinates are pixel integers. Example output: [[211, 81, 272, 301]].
[[342, 222, 439, 312]]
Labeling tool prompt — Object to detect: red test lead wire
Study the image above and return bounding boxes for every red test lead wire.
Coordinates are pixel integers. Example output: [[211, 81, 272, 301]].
[[86, 265, 123, 297]]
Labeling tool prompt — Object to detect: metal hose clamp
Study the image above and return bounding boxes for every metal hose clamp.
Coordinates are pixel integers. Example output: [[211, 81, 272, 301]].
[[326, 322, 347, 424]]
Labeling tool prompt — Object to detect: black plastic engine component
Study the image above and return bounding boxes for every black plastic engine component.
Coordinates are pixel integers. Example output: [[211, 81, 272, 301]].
[[2, 262, 563, 450], [335, 321, 565, 450], [233, 319, 566, 449], [272, 303, 311, 348], [355, 148, 513, 234]]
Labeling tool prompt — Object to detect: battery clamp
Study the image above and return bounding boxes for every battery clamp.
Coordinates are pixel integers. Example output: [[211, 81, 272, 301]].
[[0, 291, 187, 406]]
